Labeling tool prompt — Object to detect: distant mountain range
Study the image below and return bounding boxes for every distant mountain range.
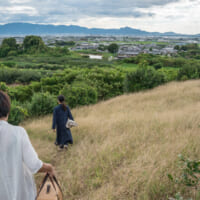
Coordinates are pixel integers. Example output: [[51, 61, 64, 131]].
[[0, 23, 199, 36]]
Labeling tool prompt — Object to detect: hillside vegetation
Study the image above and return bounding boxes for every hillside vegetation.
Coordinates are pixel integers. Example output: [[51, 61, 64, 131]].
[[0, 36, 200, 126], [21, 80, 200, 200]]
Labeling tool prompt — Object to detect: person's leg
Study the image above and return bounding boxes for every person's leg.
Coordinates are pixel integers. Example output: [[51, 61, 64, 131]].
[[67, 129, 73, 145], [56, 128, 62, 148], [55, 130, 59, 145]]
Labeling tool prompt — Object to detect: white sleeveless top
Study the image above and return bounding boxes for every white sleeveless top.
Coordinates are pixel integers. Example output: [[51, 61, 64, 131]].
[[0, 120, 43, 200]]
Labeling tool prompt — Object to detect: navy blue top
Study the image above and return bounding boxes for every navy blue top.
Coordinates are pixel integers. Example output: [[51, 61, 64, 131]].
[[52, 104, 74, 145]]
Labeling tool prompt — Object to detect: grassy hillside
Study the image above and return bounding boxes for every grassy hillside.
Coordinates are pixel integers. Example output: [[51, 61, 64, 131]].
[[22, 80, 200, 200]]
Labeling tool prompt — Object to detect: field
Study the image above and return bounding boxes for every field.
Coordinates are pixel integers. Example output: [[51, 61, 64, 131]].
[[22, 80, 200, 200], [1, 36, 200, 199]]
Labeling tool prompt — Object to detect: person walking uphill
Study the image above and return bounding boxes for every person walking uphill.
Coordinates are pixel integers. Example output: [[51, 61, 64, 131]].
[[0, 90, 55, 200], [52, 95, 74, 149]]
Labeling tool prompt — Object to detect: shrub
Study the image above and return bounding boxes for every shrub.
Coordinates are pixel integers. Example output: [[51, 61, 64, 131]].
[[60, 82, 98, 108], [83, 68, 124, 100], [0, 82, 8, 92], [30, 81, 42, 92], [157, 68, 178, 82], [28, 92, 57, 116], [8, 100, 28, 125], [124, 66, 166, 93], [168, 155, 200, 200], [7, 50, 18, 57], [177, 64, 200, 80], [8, 86, 33, 102], [0, 67, 42, 84], [153, 62, 163, 70], [17, 70, 42, 83]]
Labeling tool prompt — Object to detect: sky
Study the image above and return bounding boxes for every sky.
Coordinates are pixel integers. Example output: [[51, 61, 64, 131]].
[[0, 0, 199, 34]]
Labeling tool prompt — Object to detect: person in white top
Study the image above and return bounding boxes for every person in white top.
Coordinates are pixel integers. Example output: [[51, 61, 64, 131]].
[[0, 91, 55, 200]]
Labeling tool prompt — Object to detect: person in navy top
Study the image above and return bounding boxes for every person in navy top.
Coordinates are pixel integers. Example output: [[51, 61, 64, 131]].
[[52, 95, 74, 149]]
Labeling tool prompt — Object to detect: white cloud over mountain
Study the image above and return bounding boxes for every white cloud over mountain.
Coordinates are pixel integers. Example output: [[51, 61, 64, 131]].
[[0, 0, 199, 34]]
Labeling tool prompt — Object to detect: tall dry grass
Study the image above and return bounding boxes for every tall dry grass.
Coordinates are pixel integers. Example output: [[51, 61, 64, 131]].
[[22, 80, 200, 200]]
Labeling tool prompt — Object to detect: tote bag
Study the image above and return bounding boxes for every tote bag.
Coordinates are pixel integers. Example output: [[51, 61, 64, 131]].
[[36, 173, 63, 200], [66, 119, 78, 128]]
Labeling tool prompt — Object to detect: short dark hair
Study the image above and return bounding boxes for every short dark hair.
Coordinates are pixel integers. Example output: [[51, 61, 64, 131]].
[[0, 91, 11, 118]]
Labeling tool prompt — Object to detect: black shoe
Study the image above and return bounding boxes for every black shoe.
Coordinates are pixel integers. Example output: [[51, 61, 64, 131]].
[[54, 142, 58, 146]]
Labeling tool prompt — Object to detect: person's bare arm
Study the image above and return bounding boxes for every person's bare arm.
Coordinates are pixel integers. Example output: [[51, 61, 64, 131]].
[[38, 163, 55, 177]]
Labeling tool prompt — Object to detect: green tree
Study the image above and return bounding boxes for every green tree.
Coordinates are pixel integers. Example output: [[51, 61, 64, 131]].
[[23, 35, 46, 53], [1, 38, 17, 50], [174, 45, 180, 50], [98, 44, 107, 51], [107, 43, 119, 53], [0, 38, 18, 57]]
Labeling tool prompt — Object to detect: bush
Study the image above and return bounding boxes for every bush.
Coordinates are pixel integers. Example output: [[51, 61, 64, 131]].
[[153, 62, 163, 70], [0, 82, 8, 92], [157, 68, 178, 82], [30, 81, 42, 92], [28, 92, 57, 116], [0, 67, 42, 84], [124, 66, 166, 93], [8, 86, 33, 102], [83, 68, 124, 100], [49, 46, 70, 56], [8, 101, 28, 125], [17, 70, 42, 83], [7, 50, 18, 57], [177, 63, 200, 80], [60, 82, 98, 108]]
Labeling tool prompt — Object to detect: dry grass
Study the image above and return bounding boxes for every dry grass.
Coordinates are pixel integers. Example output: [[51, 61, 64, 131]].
[[22, 80, 200, 200]]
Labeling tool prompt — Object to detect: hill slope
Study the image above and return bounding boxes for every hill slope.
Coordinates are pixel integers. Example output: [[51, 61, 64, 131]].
[[23, 80, 200, 200]]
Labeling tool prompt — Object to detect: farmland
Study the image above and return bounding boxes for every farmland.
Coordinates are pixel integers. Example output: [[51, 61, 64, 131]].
[[0, 35, 199, 125]]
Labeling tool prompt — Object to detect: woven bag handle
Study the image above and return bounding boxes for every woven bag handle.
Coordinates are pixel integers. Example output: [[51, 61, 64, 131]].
[[36, 173, 61, 200]]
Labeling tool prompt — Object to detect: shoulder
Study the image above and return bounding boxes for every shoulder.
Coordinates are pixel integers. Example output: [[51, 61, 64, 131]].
[[6, 123, 27, 139], [53, 105, 60, 111], [7, 122, 25, 132], [14, 125, 27, 135]]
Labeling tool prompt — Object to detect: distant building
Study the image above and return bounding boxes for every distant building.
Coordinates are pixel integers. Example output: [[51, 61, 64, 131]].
[[71, 42, 99, 51], [117, 51, 139, 59]]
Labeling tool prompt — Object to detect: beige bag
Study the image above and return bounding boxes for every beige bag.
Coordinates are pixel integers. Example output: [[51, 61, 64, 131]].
[[36, 173, 63, 200]]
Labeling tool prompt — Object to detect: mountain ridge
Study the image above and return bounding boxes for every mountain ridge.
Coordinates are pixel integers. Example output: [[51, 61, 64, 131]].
[[0, 22, 198, 36]]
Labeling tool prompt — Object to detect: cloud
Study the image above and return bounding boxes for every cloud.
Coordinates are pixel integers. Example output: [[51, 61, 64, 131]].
[[0, 0, 199, 34], [0, 6, 37, 15], [0, 0, 180, 19], [10, 0, 31, 3]]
